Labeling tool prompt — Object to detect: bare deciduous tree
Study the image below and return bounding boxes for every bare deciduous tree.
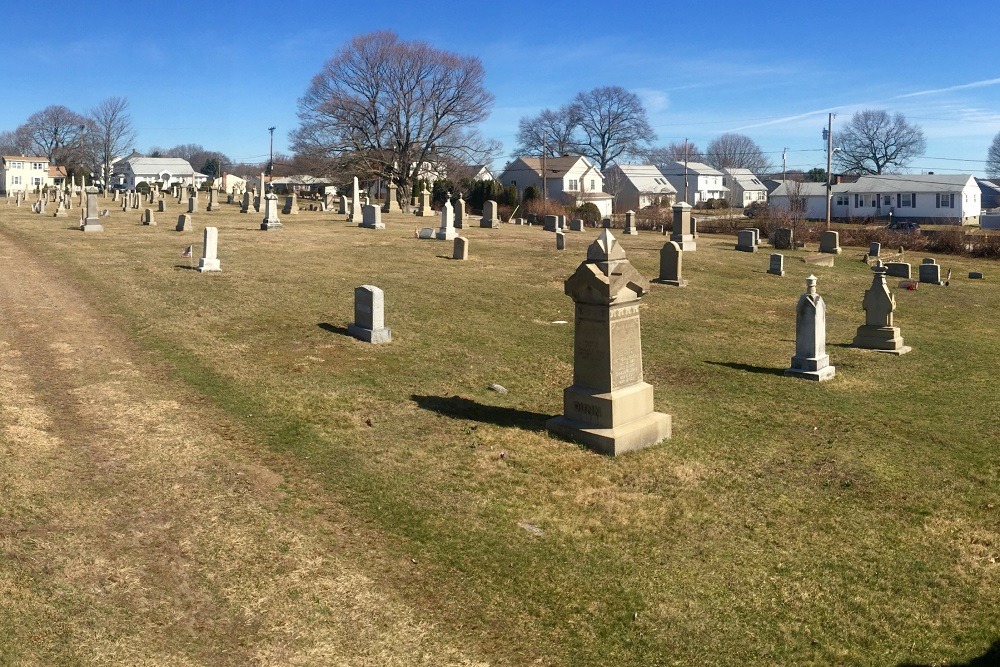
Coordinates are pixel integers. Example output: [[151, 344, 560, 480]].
[[291, 30, 498, 209], [645, 140, 704, 167], [986, 132, 1000, 179], [833, 109, 926, 174], [86, 97, 135, 190], [705, 132, 773, 176], [0, 129, 31, 156], [16, 105, 89, 167], [512, 106, 578, 158], [568, 86, 655, 170]]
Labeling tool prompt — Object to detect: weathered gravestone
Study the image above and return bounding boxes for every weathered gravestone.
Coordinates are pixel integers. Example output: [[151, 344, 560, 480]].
[[454, 196, 466, 228], [556, 230, 565, 250], [570, 218, 584, 232], [736, 229, 757, 253], [350, 177, 361, 222], [436, 200, 456, 240], [417, 187, 433, 217], [654, 241, 686, 286], [785, 275, 836, 381], [623, 210, 639, 235], [852, 265, 911, 354], [52, 200, 67, 217], [338, 194, 348, 215], [771, 228, 793, 250], [417, 227, 435, 239], [207, 188, 220, 211], [869, 242, 881, 257], [176, 214, 192, 232], [188, 196, 198, 214], [969, 271, 984, 280], [81, 187, 102, 232], [360, 203, 385, 229], [282, 193, 299, 215], [261, 193, 282, 230], [157, 199, 165, 213], [481, 200, 499, 228], [670, 201, 696, 251], [546, 230, 672, 456], [544, 215, 558, 232], [918, 258, 943, 285], [347, 285, 392, 343], [196, 227, 221, 272], [383, 182, 401, 213], [885, 262, 911, 279], [768, 253, 785, 276], [453, 236, 468, 260], [819, 230, 842, 254], [143, 208, 155, 225]]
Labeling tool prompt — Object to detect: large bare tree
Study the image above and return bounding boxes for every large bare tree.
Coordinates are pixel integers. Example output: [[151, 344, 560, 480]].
[[645, 140, 704, 167], [291, 30, 498, 208], [986, 132, 1000, 179], [512, 106, 578, 158], [705, 132, 773, 176], [833, 109, 925, 174], [16, 105, 89, 166], [568, 86, 655, 170], [86, 97, 135, 189]]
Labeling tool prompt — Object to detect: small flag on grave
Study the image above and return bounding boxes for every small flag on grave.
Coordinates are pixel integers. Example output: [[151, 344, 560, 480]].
[[181, 245, 193, 257]]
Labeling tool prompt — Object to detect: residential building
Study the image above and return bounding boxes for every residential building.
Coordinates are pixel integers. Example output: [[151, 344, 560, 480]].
[[499, 155, 613, 216], [977, 178, 1000, 209], [721, 168, 768, 207], [1, 155, 50, 194], [771, 174, 981, 224], [112, 156, 207, 190], [660, 161, 728, 205], [603, 163, 676, 213], [451, 164, 496, 183]]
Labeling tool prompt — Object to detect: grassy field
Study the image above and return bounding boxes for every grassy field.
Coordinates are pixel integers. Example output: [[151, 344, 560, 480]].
[[1, 194, 997, 665]]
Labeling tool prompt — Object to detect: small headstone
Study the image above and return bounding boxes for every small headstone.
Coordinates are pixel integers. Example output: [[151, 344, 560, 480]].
[[481, 200, 499, 228], [176, 214, 192, 232], [157, 200, 165, 213], [417, 227, 435, 239], [196, 227, 221, 272], [802, 254, 835, 267], [735, 229, 757, 253], [602, 218, 612, 229], [670, 202, 696, 250], [654, 241, 687, 287], [852, 266, 911, 354], [347, 285, 392, 344], [453, 236, 468, 260], [747, 227, 760, 246], [819, 230, 842, 254], [771, 228, 793, 250], [454, 196, 466, 228], [188, 197, 197, 214], [544, 215, 558, 232], [785, 275, 836, 381], [570, 218, 584, 232], [556, 230, 565, 250], [143, 208, 155, 226], [338, 194, 348, 215], [869, 242, 881, 257], [969, 271, 984, 280], [918, 258, 943, 285], [261, 193, 282, 230], [768, 253, 785, 276], [546, 230, 671, 455], [885, 262, 911, 279], [282, 193, 299, 215], [623, 210, 639, 235], [81, 187, 102, 232], [361, 203, 385, 229], [207, 188, 220, 211]]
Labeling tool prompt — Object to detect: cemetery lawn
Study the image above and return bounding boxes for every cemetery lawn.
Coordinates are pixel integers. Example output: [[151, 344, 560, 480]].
[[0, 201, 997, 666]]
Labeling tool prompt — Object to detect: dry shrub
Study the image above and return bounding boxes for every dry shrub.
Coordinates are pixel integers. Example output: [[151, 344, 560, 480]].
[[522, 199, 569, 220]]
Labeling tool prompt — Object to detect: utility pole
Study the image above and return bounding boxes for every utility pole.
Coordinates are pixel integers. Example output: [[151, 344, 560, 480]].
[[541, 140, 547, 201], [782, 148, 787, 182], [824, 113, 834, 229], [268, 126, 276, 185], [683, 137, 689, 205]]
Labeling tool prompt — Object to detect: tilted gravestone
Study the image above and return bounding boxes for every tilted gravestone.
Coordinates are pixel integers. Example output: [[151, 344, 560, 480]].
[[546, 230, 671, 456], [869, 242, 881, 257], [785, 275, 836, 381], [852, 265, 911, 354], [347, 285, 392, 343]]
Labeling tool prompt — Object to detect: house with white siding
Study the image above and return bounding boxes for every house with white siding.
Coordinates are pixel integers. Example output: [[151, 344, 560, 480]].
[[1, 155, 50, 194], [660, 161, 728, 205], [722, 168, 768, 207], [112, 156, 207, 190], [499, 155, 613, 216], [603, 163, 676, 213]]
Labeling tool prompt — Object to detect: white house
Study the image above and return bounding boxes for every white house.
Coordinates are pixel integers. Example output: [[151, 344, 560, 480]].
[[721, 168, 768, 207], [603, 163, 676, 213], [452, 164, 496, 182], [1, 155, 50, 194], [113, 156, 207, 190], [770, 174, 981, 224], [660, 161, 728, 205], [498, 155, 613, 216]]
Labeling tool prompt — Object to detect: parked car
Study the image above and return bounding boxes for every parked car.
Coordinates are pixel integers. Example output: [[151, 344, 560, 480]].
[[887, 220, 920, 233]]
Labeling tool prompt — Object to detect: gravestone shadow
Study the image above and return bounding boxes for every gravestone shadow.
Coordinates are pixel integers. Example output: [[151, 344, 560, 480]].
[[173, 264, 197, 271], [318, 322, 352, 337], [898, 639, 1000, 666], [703, 360, 786, 376], [411, 394, 549, 432]]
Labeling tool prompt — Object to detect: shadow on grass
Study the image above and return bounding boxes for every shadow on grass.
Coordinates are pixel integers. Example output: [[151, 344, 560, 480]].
[[898, 639, 1000, 666], [411, 394, 549, 431], [318, 322, 351, 337], [703, 360, 786, 376], [173, 264, 198, 271]]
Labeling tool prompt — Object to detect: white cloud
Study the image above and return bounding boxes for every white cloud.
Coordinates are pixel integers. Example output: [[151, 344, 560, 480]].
[[636, 88, 670, 114]]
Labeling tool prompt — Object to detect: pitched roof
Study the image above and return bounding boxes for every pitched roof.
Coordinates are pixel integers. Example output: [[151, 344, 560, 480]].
[[770, 181, 833, 197], [659, 161, 723, 177], [609, 164, 677, 194], [509, 155, 592, 178], [722, 167, 768, 191], [125, 157, 196, 175], [843, 174, 974, 194], [2, 155, 47, 162]]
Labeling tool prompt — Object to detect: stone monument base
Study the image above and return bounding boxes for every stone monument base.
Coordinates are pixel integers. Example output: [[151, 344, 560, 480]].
[[735, 243, 757, 252], [435, 229, 456, 240], [480, 220, 499, 229], [670, 234, 696, 251], [547, 382, 671, 456], [347, 323, 392, 344], [361, 222, 386, 230], [652, 277, 687, 287], [785, 357, 836, 382], [196, 259, 221, 273], [261, 220, 283, 231], [852, 325, 911, 354], [82, 223, 103, 232]]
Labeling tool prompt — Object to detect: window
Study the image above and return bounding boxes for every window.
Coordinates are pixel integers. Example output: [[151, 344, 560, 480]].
[[568, 179, 578, 191], [31, 162, 44, 170], [869, 196, 877, 207], [900, 193, 912, 207], [836, 195, 849, 206], [9, 161, 23, 169], [937, 193, 954, 208], [590, 179, 595, 191], [32, 177, 41, 186], [11, 175, 21, 185], [883, 195, 892, 206]]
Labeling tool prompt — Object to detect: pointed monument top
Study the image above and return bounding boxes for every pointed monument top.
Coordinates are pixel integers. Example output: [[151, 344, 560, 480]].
[[805, 274, 817, 294], [587, 229, 627, 262]]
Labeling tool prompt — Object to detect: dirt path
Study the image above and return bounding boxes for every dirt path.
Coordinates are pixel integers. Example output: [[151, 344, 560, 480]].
[[0, 229, 485, 665]]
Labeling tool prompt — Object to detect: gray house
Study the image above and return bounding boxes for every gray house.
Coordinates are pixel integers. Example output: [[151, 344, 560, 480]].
[[603, 163, 676, 213]]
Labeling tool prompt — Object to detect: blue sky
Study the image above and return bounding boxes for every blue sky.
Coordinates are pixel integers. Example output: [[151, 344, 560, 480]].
[[6, 1, 999, 176]]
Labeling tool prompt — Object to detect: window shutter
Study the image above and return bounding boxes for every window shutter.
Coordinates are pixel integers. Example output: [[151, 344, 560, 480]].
[[897, 193, 901, 208], [855, 194, 859, 208], [912, 193, 917, 208], [950, 193, 955, 208], [936, 194, 941, 208]]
